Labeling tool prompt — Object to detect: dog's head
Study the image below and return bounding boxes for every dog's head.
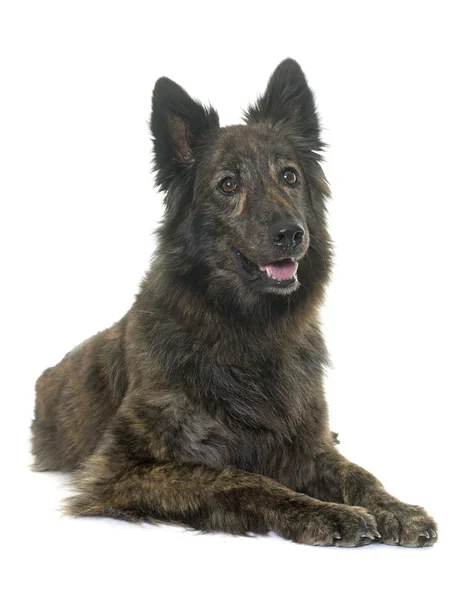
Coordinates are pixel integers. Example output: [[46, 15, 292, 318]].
[[151, 59, 332, 313]]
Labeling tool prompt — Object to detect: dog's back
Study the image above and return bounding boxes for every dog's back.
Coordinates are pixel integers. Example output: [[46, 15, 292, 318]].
[[32, 320, 128, 471]]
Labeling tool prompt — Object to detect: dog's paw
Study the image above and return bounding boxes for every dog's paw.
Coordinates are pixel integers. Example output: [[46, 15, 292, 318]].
[[318, 504, 380, 547], [327, 505, 381, 547], [372, 502, 438, 547], [287, 501, 380, 547]]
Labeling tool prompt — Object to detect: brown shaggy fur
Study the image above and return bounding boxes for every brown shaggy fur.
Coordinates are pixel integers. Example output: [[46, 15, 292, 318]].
[[31, 59, 437, 547]]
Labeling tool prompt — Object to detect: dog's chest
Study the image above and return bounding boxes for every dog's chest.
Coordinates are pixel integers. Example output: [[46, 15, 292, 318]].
[[154, 323, 328, 476], [180, 353, 323, 470], [198, 354, 313, 421]]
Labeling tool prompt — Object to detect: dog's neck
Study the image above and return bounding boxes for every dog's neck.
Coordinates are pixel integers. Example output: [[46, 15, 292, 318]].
[[136, 250, 325, 351]]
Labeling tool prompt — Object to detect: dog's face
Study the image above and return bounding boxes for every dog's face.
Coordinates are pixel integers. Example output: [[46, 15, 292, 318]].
[[151, 60, 331, 309], [192, 124, 312, 296]]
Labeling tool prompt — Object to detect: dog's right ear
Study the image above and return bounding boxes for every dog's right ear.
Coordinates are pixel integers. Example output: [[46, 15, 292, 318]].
[[150, 77, 219, 190]]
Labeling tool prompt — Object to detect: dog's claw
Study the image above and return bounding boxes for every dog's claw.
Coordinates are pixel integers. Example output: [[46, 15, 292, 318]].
[[420, 531, 430, 539], [429, 529, 437, 537]]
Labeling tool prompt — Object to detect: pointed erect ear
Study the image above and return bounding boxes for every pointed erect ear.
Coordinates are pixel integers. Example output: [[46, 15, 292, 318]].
[[150, 77, 219, 189], [244, 59, 322, 149]]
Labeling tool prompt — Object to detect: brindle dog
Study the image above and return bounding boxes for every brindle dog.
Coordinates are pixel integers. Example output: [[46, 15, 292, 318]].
[[31, 59, 437, 547]]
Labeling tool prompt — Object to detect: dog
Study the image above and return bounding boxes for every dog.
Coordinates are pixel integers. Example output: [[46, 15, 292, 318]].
[[31, 59, 437, 547]]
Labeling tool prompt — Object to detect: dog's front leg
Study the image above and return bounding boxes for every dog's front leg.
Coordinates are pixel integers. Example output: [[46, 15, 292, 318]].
[[60, 388, 382, 547], [311, 449, 438, 547]]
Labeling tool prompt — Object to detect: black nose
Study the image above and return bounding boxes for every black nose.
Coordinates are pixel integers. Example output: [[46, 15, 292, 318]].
[[270, 223, 305, 249]]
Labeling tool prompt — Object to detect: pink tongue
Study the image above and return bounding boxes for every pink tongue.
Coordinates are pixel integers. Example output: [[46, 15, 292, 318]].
[[260, 259, 298, 281]]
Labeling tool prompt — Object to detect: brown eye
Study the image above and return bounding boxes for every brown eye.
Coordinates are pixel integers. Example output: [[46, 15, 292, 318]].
[[219, 177, 238, 194], [283, 169, 297, 185]]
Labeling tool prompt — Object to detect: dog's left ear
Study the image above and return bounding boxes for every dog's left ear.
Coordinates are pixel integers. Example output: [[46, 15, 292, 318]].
[[151, 77, 219, 190], [244, 59, 321, 149]]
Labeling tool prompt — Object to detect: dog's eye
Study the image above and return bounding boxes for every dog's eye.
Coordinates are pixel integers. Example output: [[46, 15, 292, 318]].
[[219, 177, 238, 194], [283, 169, 298, 185]]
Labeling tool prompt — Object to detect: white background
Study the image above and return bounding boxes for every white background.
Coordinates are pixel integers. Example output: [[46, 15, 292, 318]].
[[1, 1, 467, 598]]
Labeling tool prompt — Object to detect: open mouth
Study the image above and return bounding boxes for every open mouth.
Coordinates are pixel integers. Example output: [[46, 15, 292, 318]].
[[233, 248, 299, 289]]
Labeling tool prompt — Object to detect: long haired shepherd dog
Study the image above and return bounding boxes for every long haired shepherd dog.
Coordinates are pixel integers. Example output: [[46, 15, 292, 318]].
[[32, 59, 437, 547]]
